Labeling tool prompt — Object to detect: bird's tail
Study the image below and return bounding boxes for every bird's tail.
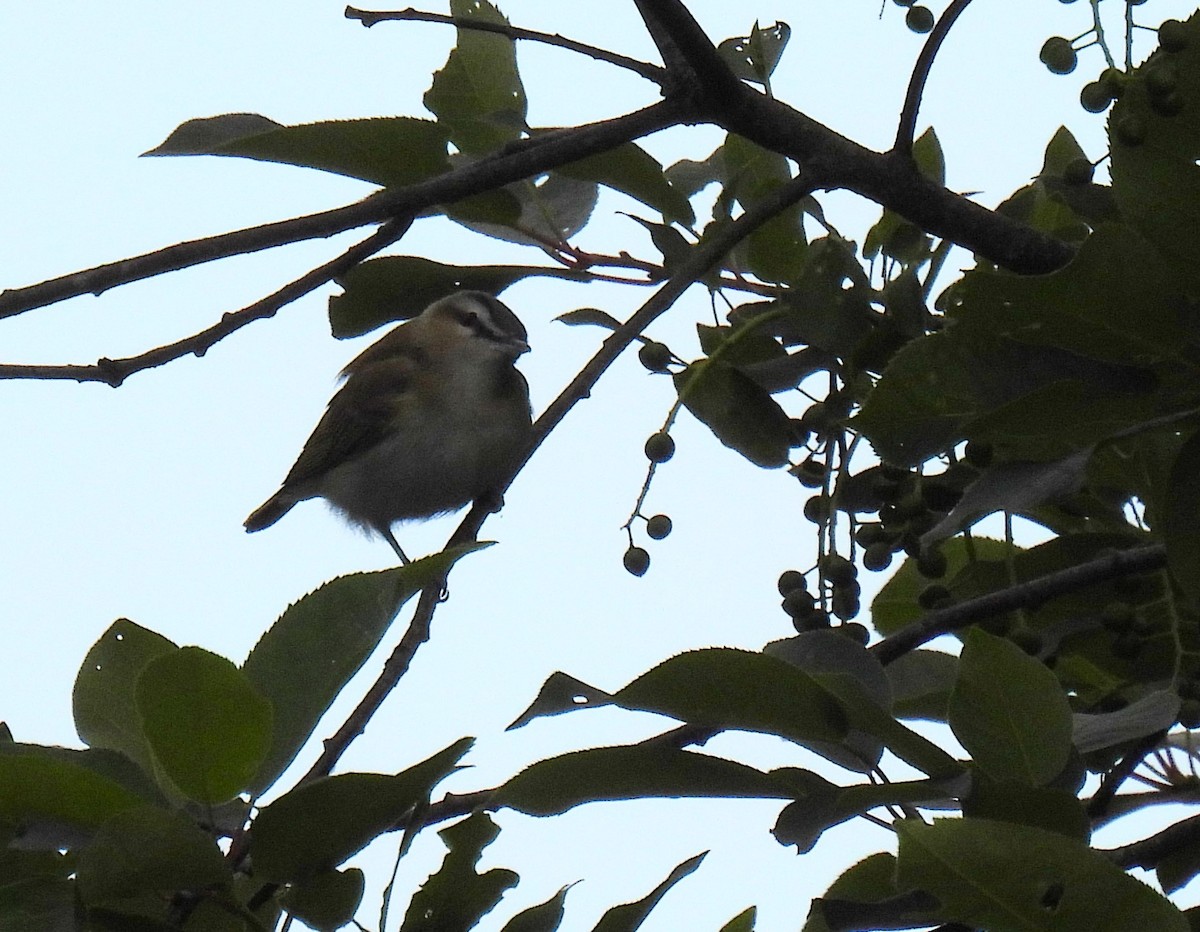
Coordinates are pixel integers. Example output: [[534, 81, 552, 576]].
[[244, 494, 295, 533]]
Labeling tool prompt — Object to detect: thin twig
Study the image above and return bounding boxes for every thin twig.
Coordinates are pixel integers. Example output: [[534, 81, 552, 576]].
[[893, 0, 976, 154], [871, 544, 1167, 665], [0, 100, 687, 320], [0, 218, 412, 385], [344, 6, 667, 84], [1086, 729, 1168, 819], [301, 174, 820, 781], [1105, 812, 1200, 870]]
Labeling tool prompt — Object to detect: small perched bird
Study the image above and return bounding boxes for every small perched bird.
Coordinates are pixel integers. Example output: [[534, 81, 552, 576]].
[[245, 291, 532, 563]]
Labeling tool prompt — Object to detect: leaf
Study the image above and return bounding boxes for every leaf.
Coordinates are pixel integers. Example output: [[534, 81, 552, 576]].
[[73, 620, 178, 772], [280, 868, 365, 932], [554, 308, 624, 331], [719, 907, 757, 932], [674, 361, 792, 468], [717, 21, 791, 87], [0, 752, 143, 843], [1164, 430, 1200, 608], [400, 813, 517, 932], [804, 852, 941, 932], [75, 807, 230, 905], [614, 648, 847, 745], [243, 547, 483, 793], [920, 448, 1093, 547], [1110, 12, 1200, 295], [591, 852, 706, 932], [1072, 690, 1179, 753], [507, 672, 613, 730], [136, 647, 272, 804], [147, 115, 451, 188], [559, 142, 693, 226], [448, 171, 598, 247], [949, 630, 1073, 786], [0, 878, 76, 932], [497, 746, 794, 817], [896, 818, 1188, 931], [963, 777, 1090, 841], [885, 649, 959, 722], [500, 885, 572, 932], [252, 738, 471, 882], [329, 258, 539, 338], [423, 0, 527, 154]]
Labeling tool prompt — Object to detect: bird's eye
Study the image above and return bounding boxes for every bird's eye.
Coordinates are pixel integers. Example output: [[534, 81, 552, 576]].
[[459, 311, 480, 329]]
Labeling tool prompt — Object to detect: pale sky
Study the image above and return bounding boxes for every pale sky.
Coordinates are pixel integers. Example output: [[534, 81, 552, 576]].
[[3, 2, 1196, 928]]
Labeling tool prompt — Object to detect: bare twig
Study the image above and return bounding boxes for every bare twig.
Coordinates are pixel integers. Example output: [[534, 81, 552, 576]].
[[301, 173, 820, 781], [1086, 729, 1169, 820], [344, 6, 667, 83], [0, 218, 412, 385], [1105, 812, 1200, 870], [871, 544, 1167, 665], [0, 100, 687, 320], [893, 0, 976, 154]]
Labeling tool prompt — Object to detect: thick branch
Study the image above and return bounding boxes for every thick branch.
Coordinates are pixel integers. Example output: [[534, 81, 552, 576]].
[[872, 544, 1167, 665], [0, 100, 687, 320], [301, 174, 819, 781], [1105, 812, 1200, 871], [632, 0, 1074, 274], [344, 6, 667, 83]]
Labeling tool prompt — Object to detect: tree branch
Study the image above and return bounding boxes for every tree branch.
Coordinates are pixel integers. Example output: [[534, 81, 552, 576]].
[[1105, 812, 1200, 871], [872, 544, 1167, 665], [893, 0, 976, 153], [344, 5, 667, 84], [301, 173, 820, 781], [0, 100, 687, 320], [0, 218, 412, 386]]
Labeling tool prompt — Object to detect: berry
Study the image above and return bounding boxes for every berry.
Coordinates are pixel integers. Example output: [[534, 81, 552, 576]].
[[777, 569, 808, 597], [638, 341, 673, 373], [804, 495, 831, 524], [1146, 63, 1178, 98], [838, 623, 871, 645], [1080, 81, 1114, 113], [793, 609, 832, 633], [783, 589, 816, 618], [831, 590, 861, 621], [855, 523, 888, 547], [646, 514, 673, 540], [863, 543, 894, 572], [623, 546, 650, 577], [905, 6, 935, 33], [1114, 115, 1147, 146], [1062, 158, 1094, 185], [1039, 37, 1077, 75], [917, 547, 948, 579], [1180, 700, 1200, 730], [1151, 92, 1185, 118], [918, 584, 951, 610], [795, 458, 828, 488], [820, 554, 857, 586], [1159, 20, 1188, 54], [963, 440, 994, 468], [644, 432, 675, 463]]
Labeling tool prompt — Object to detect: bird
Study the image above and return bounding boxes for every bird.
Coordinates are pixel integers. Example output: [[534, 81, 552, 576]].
[[244, 290, 532, 563]]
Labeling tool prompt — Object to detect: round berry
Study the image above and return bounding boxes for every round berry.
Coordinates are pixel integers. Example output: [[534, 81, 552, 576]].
[[1080, 81, 1114, 113], [1159, 19, 1188, 53], [1039, 37, 1077, 75], [863, 543, 894, 572], [645, 514, 673, 540], [638, 341, 673, 373], [804, 495, 831, 524], [905, 6, 935, 33], [820, 554, 857, 586], [917, 547, 948, 579], [963, 440, 994, 468], [1114, 115, 1148, 146], [644, 432, 675, 463], [778, 570, 808, 597], [783, 589, 817, 618], [837, 623, 871, 645], [623, 546, 650, 577], [794, 457, 828, 488]]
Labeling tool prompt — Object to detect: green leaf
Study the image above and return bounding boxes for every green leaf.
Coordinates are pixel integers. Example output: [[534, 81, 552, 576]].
[[497, 745, 793, 817], [75, 807, 230, 905], [1072, 690, 1179, 754], [896, 818, 1188, 931], [329, 258, 540, 338], [0, 752, 143, 839], [136, 647, 272, 804], [1164, 430, 1200, 608], [615, 648, 848, 745], [252, 738, 471, 882], [500, 885, 571, 932], [962, 778, 1090, 841], [73, 620, 178, 773], [280, 868, 365, 932], [804, 852, 941, 932], [0, 878, 75, 932], [717, 21, 791, 87], [506, 672, 613, 730], [912, 126, 946, 186], [719, 906, 757, 932], [1110, 12, 1200, 295], [885, 649, 959, 722], [950, 225, 1186, 366], [559, 143, 694, 226], [147, 115, 451, 188], [721, 133, 806, 282], [450, 171, 598, 246], [554, 308, 624, 331], [674, 361, 791, 468], [400, 813, 517, 932], [949, 630, 1073, 786], [592, 852, 706, 932], [423, 0, 527, 154], [243, 548, 483, 793]]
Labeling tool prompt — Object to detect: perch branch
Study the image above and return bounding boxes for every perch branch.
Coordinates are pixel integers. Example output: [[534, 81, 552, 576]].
[[893, 0, 977, 154]]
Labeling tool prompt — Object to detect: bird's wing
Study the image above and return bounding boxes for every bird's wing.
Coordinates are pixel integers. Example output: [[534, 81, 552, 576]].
[[279, 358, 415, 491]]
